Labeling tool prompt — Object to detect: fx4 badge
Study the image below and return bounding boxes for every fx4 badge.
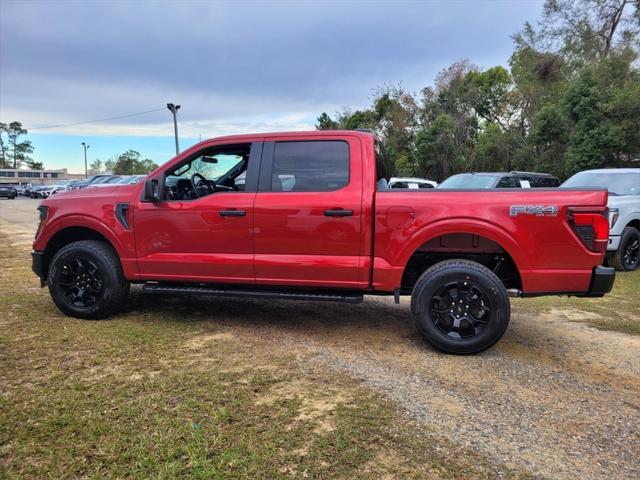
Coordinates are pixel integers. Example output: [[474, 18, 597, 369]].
[[510, 205, 558, 217]]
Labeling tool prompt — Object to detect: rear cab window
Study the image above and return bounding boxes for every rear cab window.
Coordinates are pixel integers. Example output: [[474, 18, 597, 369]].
[[270, 141, 349, 192]]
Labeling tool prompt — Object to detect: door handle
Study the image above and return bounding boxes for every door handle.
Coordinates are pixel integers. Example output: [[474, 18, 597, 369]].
[[219, 209, 246, 217], [324, 209, 353, 217]]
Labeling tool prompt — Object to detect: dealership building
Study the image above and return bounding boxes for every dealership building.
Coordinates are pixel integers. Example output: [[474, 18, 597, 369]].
[[0, 168, 85, 185]]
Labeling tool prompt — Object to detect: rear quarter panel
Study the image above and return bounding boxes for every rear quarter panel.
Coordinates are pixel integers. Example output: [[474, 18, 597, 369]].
[[373, 189, 608, 294]]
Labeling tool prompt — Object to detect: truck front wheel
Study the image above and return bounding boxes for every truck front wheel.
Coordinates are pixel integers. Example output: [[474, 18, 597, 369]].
[[607, 227, 640, 271], [48, 240, 129, 319], [410, 259, 510, 354]]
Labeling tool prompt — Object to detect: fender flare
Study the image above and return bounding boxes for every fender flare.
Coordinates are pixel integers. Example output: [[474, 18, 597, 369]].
[[39, 214, 126, 258], [396, 217, 530, 272]]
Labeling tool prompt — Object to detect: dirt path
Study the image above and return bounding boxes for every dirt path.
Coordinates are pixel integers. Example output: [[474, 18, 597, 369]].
[[0, 198, 39, 245], [143, 294, 640, 480]]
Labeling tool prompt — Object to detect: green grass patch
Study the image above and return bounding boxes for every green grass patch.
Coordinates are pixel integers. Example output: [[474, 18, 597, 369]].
[[0, 239, 529, 479], [519, 268, 640, 335]]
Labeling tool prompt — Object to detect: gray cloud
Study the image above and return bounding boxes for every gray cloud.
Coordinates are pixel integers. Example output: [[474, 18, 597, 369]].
[[0, 0, 542, 135]]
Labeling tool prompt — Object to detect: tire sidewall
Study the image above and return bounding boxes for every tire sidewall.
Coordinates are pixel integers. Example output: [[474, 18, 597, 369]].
[[619, 228, 640, 271], [48, 244, 118, 319], [413, 266, 510, 354]]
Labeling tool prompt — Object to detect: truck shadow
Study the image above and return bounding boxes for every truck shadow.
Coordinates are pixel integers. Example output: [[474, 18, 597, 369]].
[[125, 286, 425, 348]]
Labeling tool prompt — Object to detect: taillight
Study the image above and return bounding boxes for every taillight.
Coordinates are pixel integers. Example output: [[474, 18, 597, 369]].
[[568, 207, 609, 253]]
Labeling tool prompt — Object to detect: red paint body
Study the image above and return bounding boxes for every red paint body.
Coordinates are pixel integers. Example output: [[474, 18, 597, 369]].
[[34, 131, 609, 296]]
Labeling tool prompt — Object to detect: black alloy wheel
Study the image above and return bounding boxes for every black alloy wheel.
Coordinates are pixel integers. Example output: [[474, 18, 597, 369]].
[[58, 257, 104, 308], [411, 259, 510, 354], [48, 240, 129, 319], [608, 227, 640, 271], [623, 235, 639, 269], [430, 280, 491, 339]]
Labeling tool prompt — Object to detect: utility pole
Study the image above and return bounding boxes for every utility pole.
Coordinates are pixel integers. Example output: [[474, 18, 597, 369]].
[[167, 103, 181, 155], [81, 142, 90, 178]]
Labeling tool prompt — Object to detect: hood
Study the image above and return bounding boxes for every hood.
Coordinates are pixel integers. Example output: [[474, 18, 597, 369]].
[[53, 186, 120, 198], [608, 194, 640, 208]]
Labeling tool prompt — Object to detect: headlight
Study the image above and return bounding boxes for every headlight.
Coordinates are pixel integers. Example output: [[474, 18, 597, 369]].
[[609, 208, 619, 228], [36, 206, 48, 238]]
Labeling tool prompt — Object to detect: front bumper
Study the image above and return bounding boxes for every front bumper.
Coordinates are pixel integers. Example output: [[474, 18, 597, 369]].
[[577, 266, 615, 298], [32, 251, 46, 287]]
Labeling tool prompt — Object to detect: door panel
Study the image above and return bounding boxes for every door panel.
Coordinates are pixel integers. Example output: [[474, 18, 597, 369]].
[[133, 140, 262, 284], [253, 136, 365, 288], [134, 193, 255, 283]]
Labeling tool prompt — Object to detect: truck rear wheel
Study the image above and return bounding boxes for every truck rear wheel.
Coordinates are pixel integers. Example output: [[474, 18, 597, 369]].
[[607, 227, 640, 271], [48, 240, 129, 319], [410, 259, 510, 354]]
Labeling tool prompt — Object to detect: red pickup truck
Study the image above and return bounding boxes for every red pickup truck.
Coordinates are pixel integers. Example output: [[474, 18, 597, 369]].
[[32, 130, 614, 354]]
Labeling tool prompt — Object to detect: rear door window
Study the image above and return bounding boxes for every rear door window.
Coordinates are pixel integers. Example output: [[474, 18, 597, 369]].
[[528, 176, 560, 187], [496, 176, 519, 188], [271, 141, 349, 192]]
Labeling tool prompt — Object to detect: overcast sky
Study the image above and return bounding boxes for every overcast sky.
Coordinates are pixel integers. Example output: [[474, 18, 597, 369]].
[[0, 0, 543, 172]]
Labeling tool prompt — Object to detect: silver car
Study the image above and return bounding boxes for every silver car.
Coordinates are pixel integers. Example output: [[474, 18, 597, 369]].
[[562, 168, 640, 271]]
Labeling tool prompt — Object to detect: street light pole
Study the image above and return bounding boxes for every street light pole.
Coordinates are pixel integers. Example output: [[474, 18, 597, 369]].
[[82, 142, 90, 178], [167, 103, 181, 155]]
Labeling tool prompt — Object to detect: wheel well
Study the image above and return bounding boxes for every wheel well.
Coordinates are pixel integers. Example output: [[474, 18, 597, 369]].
[[401, 233, 522, 293], [627, 219, 640, 230], [43, 227, 114, 278]]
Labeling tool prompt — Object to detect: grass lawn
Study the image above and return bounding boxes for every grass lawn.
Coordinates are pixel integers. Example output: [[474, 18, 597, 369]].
[[0, 238, 529, 479], [518, 269, 640, 335]]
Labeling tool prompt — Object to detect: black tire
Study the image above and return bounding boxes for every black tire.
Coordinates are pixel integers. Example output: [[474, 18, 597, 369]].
[[607, 227, 640, 271], [410, 259, 510, 354], [48, 240, 129, 319]]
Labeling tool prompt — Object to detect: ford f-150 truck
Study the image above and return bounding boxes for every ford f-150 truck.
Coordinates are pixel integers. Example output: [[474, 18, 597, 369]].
[[32, 131, 615, 354]]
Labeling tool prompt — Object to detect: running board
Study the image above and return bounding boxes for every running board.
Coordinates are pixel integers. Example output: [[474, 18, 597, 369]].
[[142, 283, 364, 304]]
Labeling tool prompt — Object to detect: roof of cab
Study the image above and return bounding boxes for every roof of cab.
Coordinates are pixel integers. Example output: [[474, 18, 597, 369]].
[[205, 130, 377, 143]]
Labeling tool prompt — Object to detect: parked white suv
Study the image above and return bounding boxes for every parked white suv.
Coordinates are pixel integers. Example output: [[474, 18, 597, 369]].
[[562, 168, 640, 271]]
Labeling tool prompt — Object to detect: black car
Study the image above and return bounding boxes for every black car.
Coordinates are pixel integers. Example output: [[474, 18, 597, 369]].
[[438, 171, 560, 189], [0, 185, 17, 199]]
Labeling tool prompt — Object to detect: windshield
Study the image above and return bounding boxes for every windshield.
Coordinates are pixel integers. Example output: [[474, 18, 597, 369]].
[[438, 174, 498, 189], [561, 171, 640, 196]]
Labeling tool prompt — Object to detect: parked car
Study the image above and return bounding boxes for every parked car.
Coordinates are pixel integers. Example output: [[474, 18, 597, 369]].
[[84, 176, 123, 188], [389, 177, 438, 189], [438, 171, 560, 189], [64, 180, 85, 190], [562, 168, 640, 271], [32, 131, 614, 354], [22, 184, 37, 197], [119, 175, 146, 185], [70, 174, 115, 190], [0, 185, 17, 199], [40, 180, 73, 198], [30, 185, 47, 198]]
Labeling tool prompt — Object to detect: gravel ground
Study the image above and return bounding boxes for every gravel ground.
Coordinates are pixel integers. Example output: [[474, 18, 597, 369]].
[[166, 295, 640, 480], [3, 196, 639, 479]]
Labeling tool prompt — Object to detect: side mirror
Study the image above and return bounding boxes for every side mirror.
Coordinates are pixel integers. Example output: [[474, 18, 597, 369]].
[[142, 179, 160, 202]]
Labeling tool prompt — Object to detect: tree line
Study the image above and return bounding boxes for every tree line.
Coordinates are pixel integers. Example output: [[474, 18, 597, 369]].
[[316, 0, 640, 181], [0, 122, 40, 169], [88, 150, 158, 176]]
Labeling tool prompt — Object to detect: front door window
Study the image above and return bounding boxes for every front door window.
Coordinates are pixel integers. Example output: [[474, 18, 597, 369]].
[[164, 145, 250, 200]]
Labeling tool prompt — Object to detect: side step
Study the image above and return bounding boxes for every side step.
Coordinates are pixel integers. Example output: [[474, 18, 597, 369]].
[[142, 283, 364, 304]]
